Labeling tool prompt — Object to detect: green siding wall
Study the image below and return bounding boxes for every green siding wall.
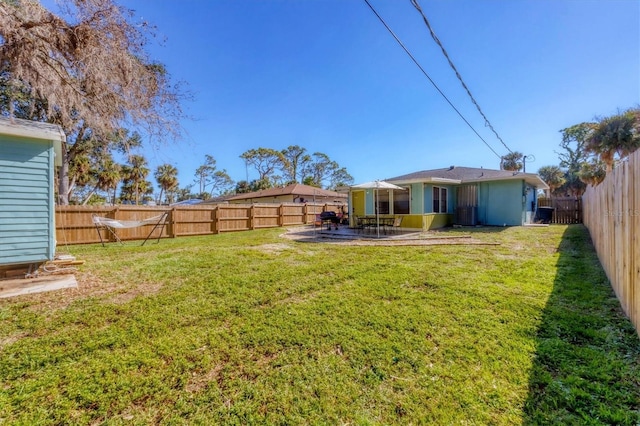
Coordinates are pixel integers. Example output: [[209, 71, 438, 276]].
[[477, 180, 524, 226], [364, 188, 374, 215], [423, 185, 433, 213], [410, 183, 423, 215], [0, 135, 55, 266]]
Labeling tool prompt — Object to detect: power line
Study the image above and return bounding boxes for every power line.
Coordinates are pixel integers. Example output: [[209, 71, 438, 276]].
[[362, 0, 502, 159], [410, 0, 513, 154]]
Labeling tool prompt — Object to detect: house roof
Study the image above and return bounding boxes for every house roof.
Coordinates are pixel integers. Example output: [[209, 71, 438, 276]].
[[226, 183, 347, 201], [170, 199, 203, 206], [199, 195, 234, 204], [386, 166, 549, 189], [0, 116, 66, 167]]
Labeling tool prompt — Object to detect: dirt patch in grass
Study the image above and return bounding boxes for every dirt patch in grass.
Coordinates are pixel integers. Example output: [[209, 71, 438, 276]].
[[273, 290, 320, 307], [0, 332, 28, 351], [75, 271, 164, 306], [252, 243, 295, 254], [186, 363, 224, 393], [13, 270, 164, 313], [105, 282, 164, 305]]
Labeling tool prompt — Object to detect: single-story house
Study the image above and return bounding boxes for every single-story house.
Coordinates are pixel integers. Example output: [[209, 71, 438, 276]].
[[349, 166, 549, 230], [0, 116, 65, 278], [226, 183, 347, 204]]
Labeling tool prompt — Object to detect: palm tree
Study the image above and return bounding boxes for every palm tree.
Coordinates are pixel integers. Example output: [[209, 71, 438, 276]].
[[155, 163, 179, 204], [124, 155, 150, 205], [578, 161, 606, 186], [587, 108, 640, 171], [98, 159, 122, 205], [81, 157, 121, 205], [500, 151, 524, 171], [537, 165, 566, 196], [69, 153, 93, 197]]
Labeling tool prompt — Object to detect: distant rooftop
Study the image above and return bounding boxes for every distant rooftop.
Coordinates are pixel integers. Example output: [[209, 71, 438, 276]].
[[226, 183, 347, 201]]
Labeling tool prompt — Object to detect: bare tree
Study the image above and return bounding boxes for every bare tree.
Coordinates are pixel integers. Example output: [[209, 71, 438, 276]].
[[0, 0, 187, 204]]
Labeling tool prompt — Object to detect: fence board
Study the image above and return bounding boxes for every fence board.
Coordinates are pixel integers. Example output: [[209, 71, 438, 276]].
[[537, 197, 582, 224], [55, 202, 344, 244], [172, 206, 216, 236], [583, 151, 640, 337]]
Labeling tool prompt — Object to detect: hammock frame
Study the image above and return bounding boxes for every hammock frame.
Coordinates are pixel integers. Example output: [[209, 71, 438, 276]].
[[92, 212, 169, 247]]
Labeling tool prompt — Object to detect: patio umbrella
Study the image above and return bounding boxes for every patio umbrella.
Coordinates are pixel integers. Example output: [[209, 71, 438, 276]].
[[351, 180, 405, 238]]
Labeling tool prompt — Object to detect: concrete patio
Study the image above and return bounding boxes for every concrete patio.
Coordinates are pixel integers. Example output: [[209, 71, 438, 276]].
[[311, 223, 421, 239]]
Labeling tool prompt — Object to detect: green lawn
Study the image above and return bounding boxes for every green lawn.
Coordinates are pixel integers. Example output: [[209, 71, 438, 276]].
[[0, 225, 638, 424]]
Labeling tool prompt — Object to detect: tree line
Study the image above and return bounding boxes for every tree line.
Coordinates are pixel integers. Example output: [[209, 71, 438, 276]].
[[67, 145, 352, 205], [493, 107, 640, 197], [0, 0, 352, 205], [536, 107, 640, 196]]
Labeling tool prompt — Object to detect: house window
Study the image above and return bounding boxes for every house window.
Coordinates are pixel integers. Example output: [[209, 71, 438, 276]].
[[393, 188, 410, 214], [433, 187, 448, 213], [375, 190, 390, 214]]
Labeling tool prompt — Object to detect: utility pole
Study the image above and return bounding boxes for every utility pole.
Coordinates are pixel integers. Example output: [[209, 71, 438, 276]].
[[523, 154, 535, 173]]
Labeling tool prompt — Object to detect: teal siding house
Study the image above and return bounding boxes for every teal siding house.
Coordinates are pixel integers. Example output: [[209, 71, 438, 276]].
[[349, 166, 548, 230], [0, 117, 65, 276]]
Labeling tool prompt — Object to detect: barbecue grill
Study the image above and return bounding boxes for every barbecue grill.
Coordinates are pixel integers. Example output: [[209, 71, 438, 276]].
[[319, 211, 340, 230]]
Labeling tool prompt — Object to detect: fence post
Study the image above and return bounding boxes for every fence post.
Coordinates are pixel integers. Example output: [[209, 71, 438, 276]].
[[110, 207, 119, 243], [213, 207, 219, 234], [250, 204, 255, 230], [169, 208, 176, 238]]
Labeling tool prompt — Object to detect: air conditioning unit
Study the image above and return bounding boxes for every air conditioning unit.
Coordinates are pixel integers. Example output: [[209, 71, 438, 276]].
[[455, 206, 477, 226]]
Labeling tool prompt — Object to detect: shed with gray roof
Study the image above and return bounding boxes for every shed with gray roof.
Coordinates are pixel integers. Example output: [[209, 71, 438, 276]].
[[0, 117, 65, 277]]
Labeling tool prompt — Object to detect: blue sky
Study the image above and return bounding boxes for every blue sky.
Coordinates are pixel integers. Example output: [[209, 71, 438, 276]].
[[61, 1, 640, 191]]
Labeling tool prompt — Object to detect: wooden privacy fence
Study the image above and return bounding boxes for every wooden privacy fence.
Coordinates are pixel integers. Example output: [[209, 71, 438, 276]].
[[583, 150, 640, 336], [56, 203, 344, 245], [537, 197, 583, 224]]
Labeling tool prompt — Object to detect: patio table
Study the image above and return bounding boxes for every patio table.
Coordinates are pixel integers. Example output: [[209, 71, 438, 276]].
[[358, 216, 394, 234]]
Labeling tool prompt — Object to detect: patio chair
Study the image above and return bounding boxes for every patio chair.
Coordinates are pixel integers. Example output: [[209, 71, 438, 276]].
[[388, 216, 403, 234]]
